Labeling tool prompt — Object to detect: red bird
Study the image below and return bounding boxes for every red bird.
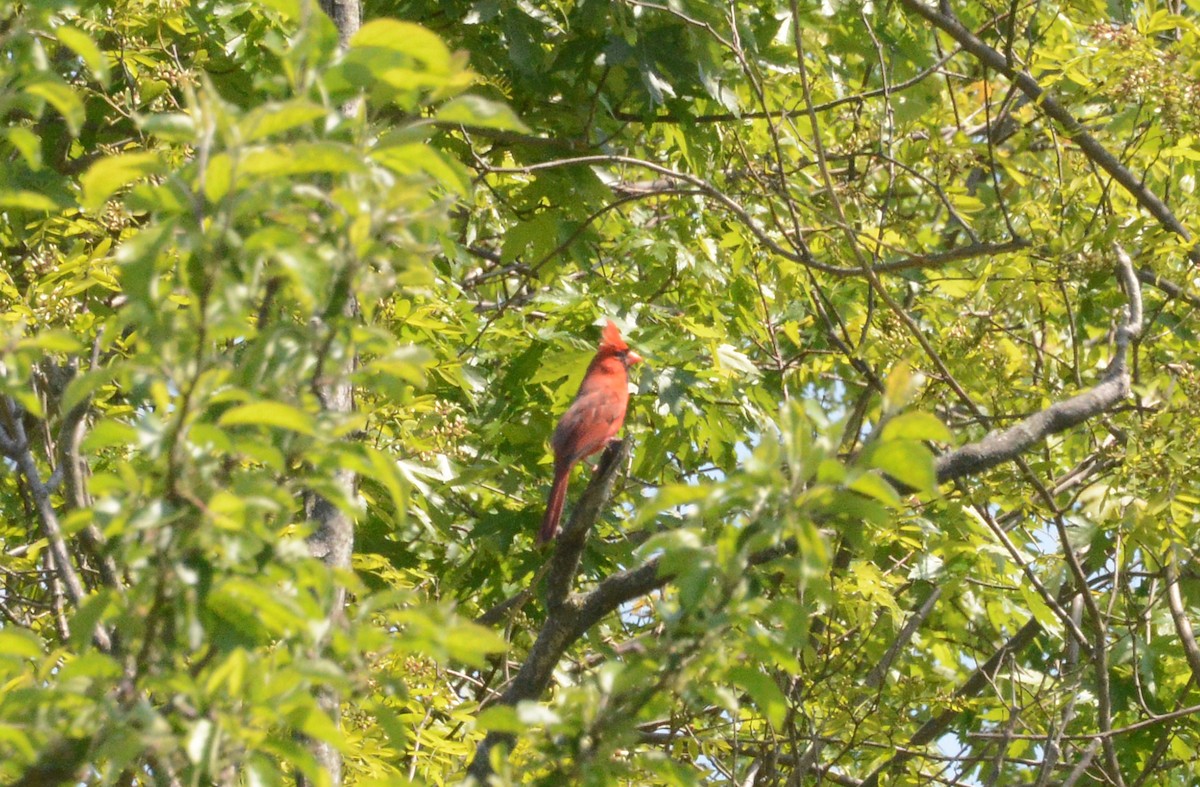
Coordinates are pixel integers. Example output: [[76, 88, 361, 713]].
[[538, 319, 642, 544]]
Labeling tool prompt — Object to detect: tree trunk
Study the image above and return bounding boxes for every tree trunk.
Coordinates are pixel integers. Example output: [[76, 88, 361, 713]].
[[301, 3, 361, 785]]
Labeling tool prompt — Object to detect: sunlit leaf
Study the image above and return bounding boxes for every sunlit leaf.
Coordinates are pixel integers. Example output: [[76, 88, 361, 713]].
[[218, 401, 317, 436], [81, 152, 163, 210]]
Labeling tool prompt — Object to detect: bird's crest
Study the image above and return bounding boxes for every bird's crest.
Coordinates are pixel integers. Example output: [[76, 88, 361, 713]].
[[599, 319, 628, 351]]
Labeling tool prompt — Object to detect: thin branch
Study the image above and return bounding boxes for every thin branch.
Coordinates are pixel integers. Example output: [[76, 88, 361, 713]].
[[478, 154, 1026, 278], [899, 0, 1199, 265], [1163, 548, 1200, 685], [865, 585, 942, 688], [0, 397, 111, 652]]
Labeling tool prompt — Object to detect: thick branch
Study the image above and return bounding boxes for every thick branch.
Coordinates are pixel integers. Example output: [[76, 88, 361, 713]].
[[317, 0, 359, 48], [936, 245, 1141, 483], [934, 372, 1127, 482], [467, 439, 631, 781], [1138, 268, 1200, 310]]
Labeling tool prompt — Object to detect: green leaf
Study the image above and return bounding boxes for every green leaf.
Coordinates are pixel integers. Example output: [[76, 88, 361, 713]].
[[370, 703, 413, 751], [443, 621, 507, 667], [240, 100, 329, 142], [68, 590, 113, 650], [55, 26, 110, 85], [81, 152, 163, 210], [715, 344, 760, 378], [257, 0, 301, 17], [350, 20, 451, 72], [293, 704, 345, 752], [0, 191, 59, 212], [370, 142, 471, 197], [81, 420, 137, 452], [17, 330, 83, 354], [218, 401, 316, 436], [239, 143, 365, 178], [1020, 583, 1064, 640], [847, 471, 903, 507], [3, 127, 42, 168], [208, 578, 306, 642], [865, 440, 936, 494], [880, 412, 953, 444], [204, 648, 248, 697], [56, 652, 121, 682], [728, 666, 788, 729], [24, 77, 84, 135], [883, 361, 922, 413], [139, 112, 196, 143], [364, 445, 409, 514], [475, 706, 523, 734], [434, 95, 528, 132], [0, 629, 43, 659]]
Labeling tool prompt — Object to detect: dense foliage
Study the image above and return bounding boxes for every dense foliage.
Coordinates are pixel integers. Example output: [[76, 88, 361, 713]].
[[3, 0, 1200, 784]]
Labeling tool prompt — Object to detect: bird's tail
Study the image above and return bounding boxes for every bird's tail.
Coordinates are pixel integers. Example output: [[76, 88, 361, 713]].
[[538, 464, 571, 545]]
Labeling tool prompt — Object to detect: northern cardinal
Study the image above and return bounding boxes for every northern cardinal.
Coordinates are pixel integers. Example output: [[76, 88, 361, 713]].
[[538, 319, 642, 544]]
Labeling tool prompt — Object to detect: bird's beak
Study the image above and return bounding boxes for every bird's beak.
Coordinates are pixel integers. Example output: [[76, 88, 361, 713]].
[[626, 350, 643, 365]]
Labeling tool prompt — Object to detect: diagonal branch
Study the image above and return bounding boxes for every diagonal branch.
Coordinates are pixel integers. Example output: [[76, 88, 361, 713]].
[[898, 0, 1198, 265], [467, 439, 631, 781], [544, 439, 631, 611], [0, 397, 111, 652], [935, 243, 1141, 483], [1163, 548, 1200, 686]]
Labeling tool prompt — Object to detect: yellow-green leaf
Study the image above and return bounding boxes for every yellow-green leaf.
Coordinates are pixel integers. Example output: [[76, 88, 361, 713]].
[[0, 629, 43, 659], [239, 143, 365, 179], [82, 152, 163, 210], [435, 95, 528, 132], [866, 439, 936, 494], [240, 100, 328, 142], [350, 19, 451, 71], [218, 401, 316, 435], [24, 78, 84, 135], [880, 412, 953, 444], [55, 26, 110, 85], [728, 666, 788, 729], [0, 191, 59, 212]]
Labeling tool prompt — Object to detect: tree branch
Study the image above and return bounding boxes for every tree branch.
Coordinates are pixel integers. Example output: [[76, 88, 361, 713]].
[[0, 397, 111, 652], [302, 5, 362, 785], [479, 155, 1026, 279], [899, 0, 1199, 265], [467, 439, 631, 781], [935, 244, 1141, 483], [1164, 548, 1200, 686]]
